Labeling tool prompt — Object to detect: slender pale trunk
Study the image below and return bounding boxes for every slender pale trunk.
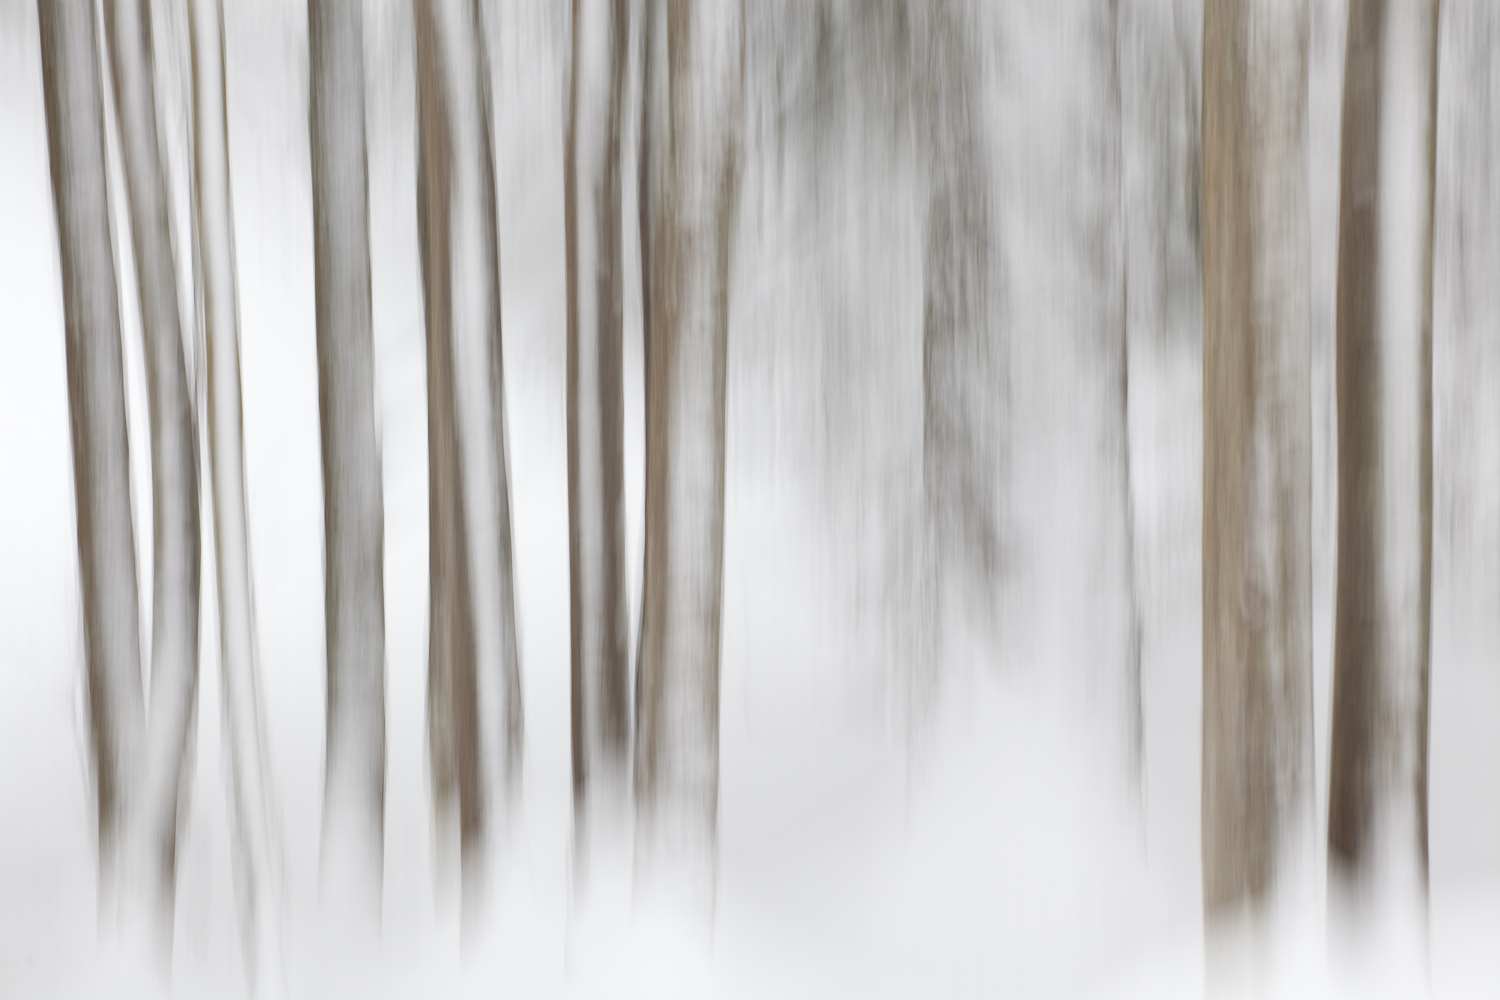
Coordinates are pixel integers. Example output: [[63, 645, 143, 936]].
[[567, 0, 631, 878], [104, 0, 203, 966], [413, 0, 525, 909], [38, 0, 148, 945], [187, 0, 284, 987], [1327, 0, 1438, 917], [633, 0, 741, 904], [308, 0, 386, 922], [1201, 0, 1315, 938]]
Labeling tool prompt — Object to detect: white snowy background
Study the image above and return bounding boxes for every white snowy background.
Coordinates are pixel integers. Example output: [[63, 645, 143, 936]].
[[2, 1, 1499, 996]]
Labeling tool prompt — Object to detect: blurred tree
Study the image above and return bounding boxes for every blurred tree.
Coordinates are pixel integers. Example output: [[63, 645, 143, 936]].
[[1327, 0, 1439, 905], [566, 0, 632, 875], [38, 0, 152, 959], [308, 0, 386, 924], [1200, 0, 1315, 923], [633, 0, 742, 901], [414, 0, 526, 910], [187, 0, 284, 987], [105, 0, 205, 967]]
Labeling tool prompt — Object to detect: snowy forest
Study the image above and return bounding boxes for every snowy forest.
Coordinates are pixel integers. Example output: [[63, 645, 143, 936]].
[[2, 0, 1500, 997]]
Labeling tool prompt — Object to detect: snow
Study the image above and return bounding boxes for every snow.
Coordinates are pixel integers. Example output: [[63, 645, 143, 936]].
[[2, 1, 1500, 997]]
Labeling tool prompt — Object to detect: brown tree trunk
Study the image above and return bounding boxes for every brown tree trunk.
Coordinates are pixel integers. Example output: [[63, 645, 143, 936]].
[[104, 0, 203, 966], [566, 0, 632, 879], [633, 0, 741, 903], [413, 0, 525, 911], [187, 0, 284, 987], [37, 0, 148, 946], [1201, 0, 1314, 927], [1327, 0, 1438, 908], [308, 0, 386, 922]]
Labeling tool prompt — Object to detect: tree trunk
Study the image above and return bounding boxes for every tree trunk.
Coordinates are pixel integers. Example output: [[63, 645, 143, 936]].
[[1327, 0, 1438, 911], [104, 0, 204, 966], [37, 0, 148, 948], [918, 4, 999, 633], [1201, 0, 1315, 927], [308, 0, 386, 923], [633, 0, 741, 904], [413, 0, 525, 909], [566, 0, 631, 879], [187, 0, 284, 987]]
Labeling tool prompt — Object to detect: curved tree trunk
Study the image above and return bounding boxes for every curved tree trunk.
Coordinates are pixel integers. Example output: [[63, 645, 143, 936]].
[[308, 0, 386, 924], [1327, 0, 1439, 924], [414, 0, 525, 914], [633, 0, 741, 905], [566, 0, 631, 881], [37, 0, 148, 951], [187, 0, 284, 988], [104, 0, 204, 967], [1200, 0, 1314, 937]]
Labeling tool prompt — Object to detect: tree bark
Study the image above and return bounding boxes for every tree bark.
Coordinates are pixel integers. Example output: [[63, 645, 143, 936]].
[[37, 0, 148, 944], [633, 0, 741, 901], [1327, 0, 1438, 902], [187, 0, 284, 987], [1201, 0, 1315, 920], [413, 0, 525, 905], [308, 0, 386, 921], [566, 0, 632, 875], [104, 0, 204, 966]]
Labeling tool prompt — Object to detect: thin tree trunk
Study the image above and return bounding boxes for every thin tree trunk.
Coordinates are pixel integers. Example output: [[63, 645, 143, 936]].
[[566, 0, 631, 877], [37, 0, 147, 945], [187, 0, 284, 987], [308, 0, 386, 922], [918, 4, 999, 629], [104, 0, 203, 966], [633, 0, 741, 903], [413, 0, 525, 910], [1327, 0, 1438, 906], [1201, 0, 1315, 926]]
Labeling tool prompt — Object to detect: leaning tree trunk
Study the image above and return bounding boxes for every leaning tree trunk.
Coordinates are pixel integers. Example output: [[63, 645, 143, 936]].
[[414, 0, 526, 912], [187, 0, 284, 987], [38, 0, 148, 951], [566, 0, 631, 880], [1201, 0, 1315, 943], [104, 0, 204, 967], [633, 0, 741, 904], [1327, 0, 1439, 919], [308, 0, 386, 924]]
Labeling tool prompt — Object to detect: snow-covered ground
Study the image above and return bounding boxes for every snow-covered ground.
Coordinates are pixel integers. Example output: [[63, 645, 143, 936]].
[[3, 1, 1500, 996]]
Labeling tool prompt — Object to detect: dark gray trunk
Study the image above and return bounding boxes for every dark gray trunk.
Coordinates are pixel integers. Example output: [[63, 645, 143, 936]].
[[917, 5, 999, 626], [1327, 0, 1438, 899], [633, 0, 741, 899], [37, 0, 148, 938], [566, 0, 631, 872], [308, 0, 386, 917], [413, 0, 525, 905], [104, 0, 203, 965], [1200, 0, 1314, 919]]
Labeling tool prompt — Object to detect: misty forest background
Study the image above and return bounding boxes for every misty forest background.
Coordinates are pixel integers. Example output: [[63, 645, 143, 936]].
[[4, 0, 1500, 996]]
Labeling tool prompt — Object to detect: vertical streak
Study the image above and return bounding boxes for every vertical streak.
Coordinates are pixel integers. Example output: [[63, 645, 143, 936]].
[[308, 0, 386, 907], [633, 0, 741, 896], [187, 0, 282, 984], [1201, 0, 1314, 915], [37, 0, 147, 917], [1327, 0, 1439, 891], [567, 0, 632, 857], [104, 0, 202, 958]]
